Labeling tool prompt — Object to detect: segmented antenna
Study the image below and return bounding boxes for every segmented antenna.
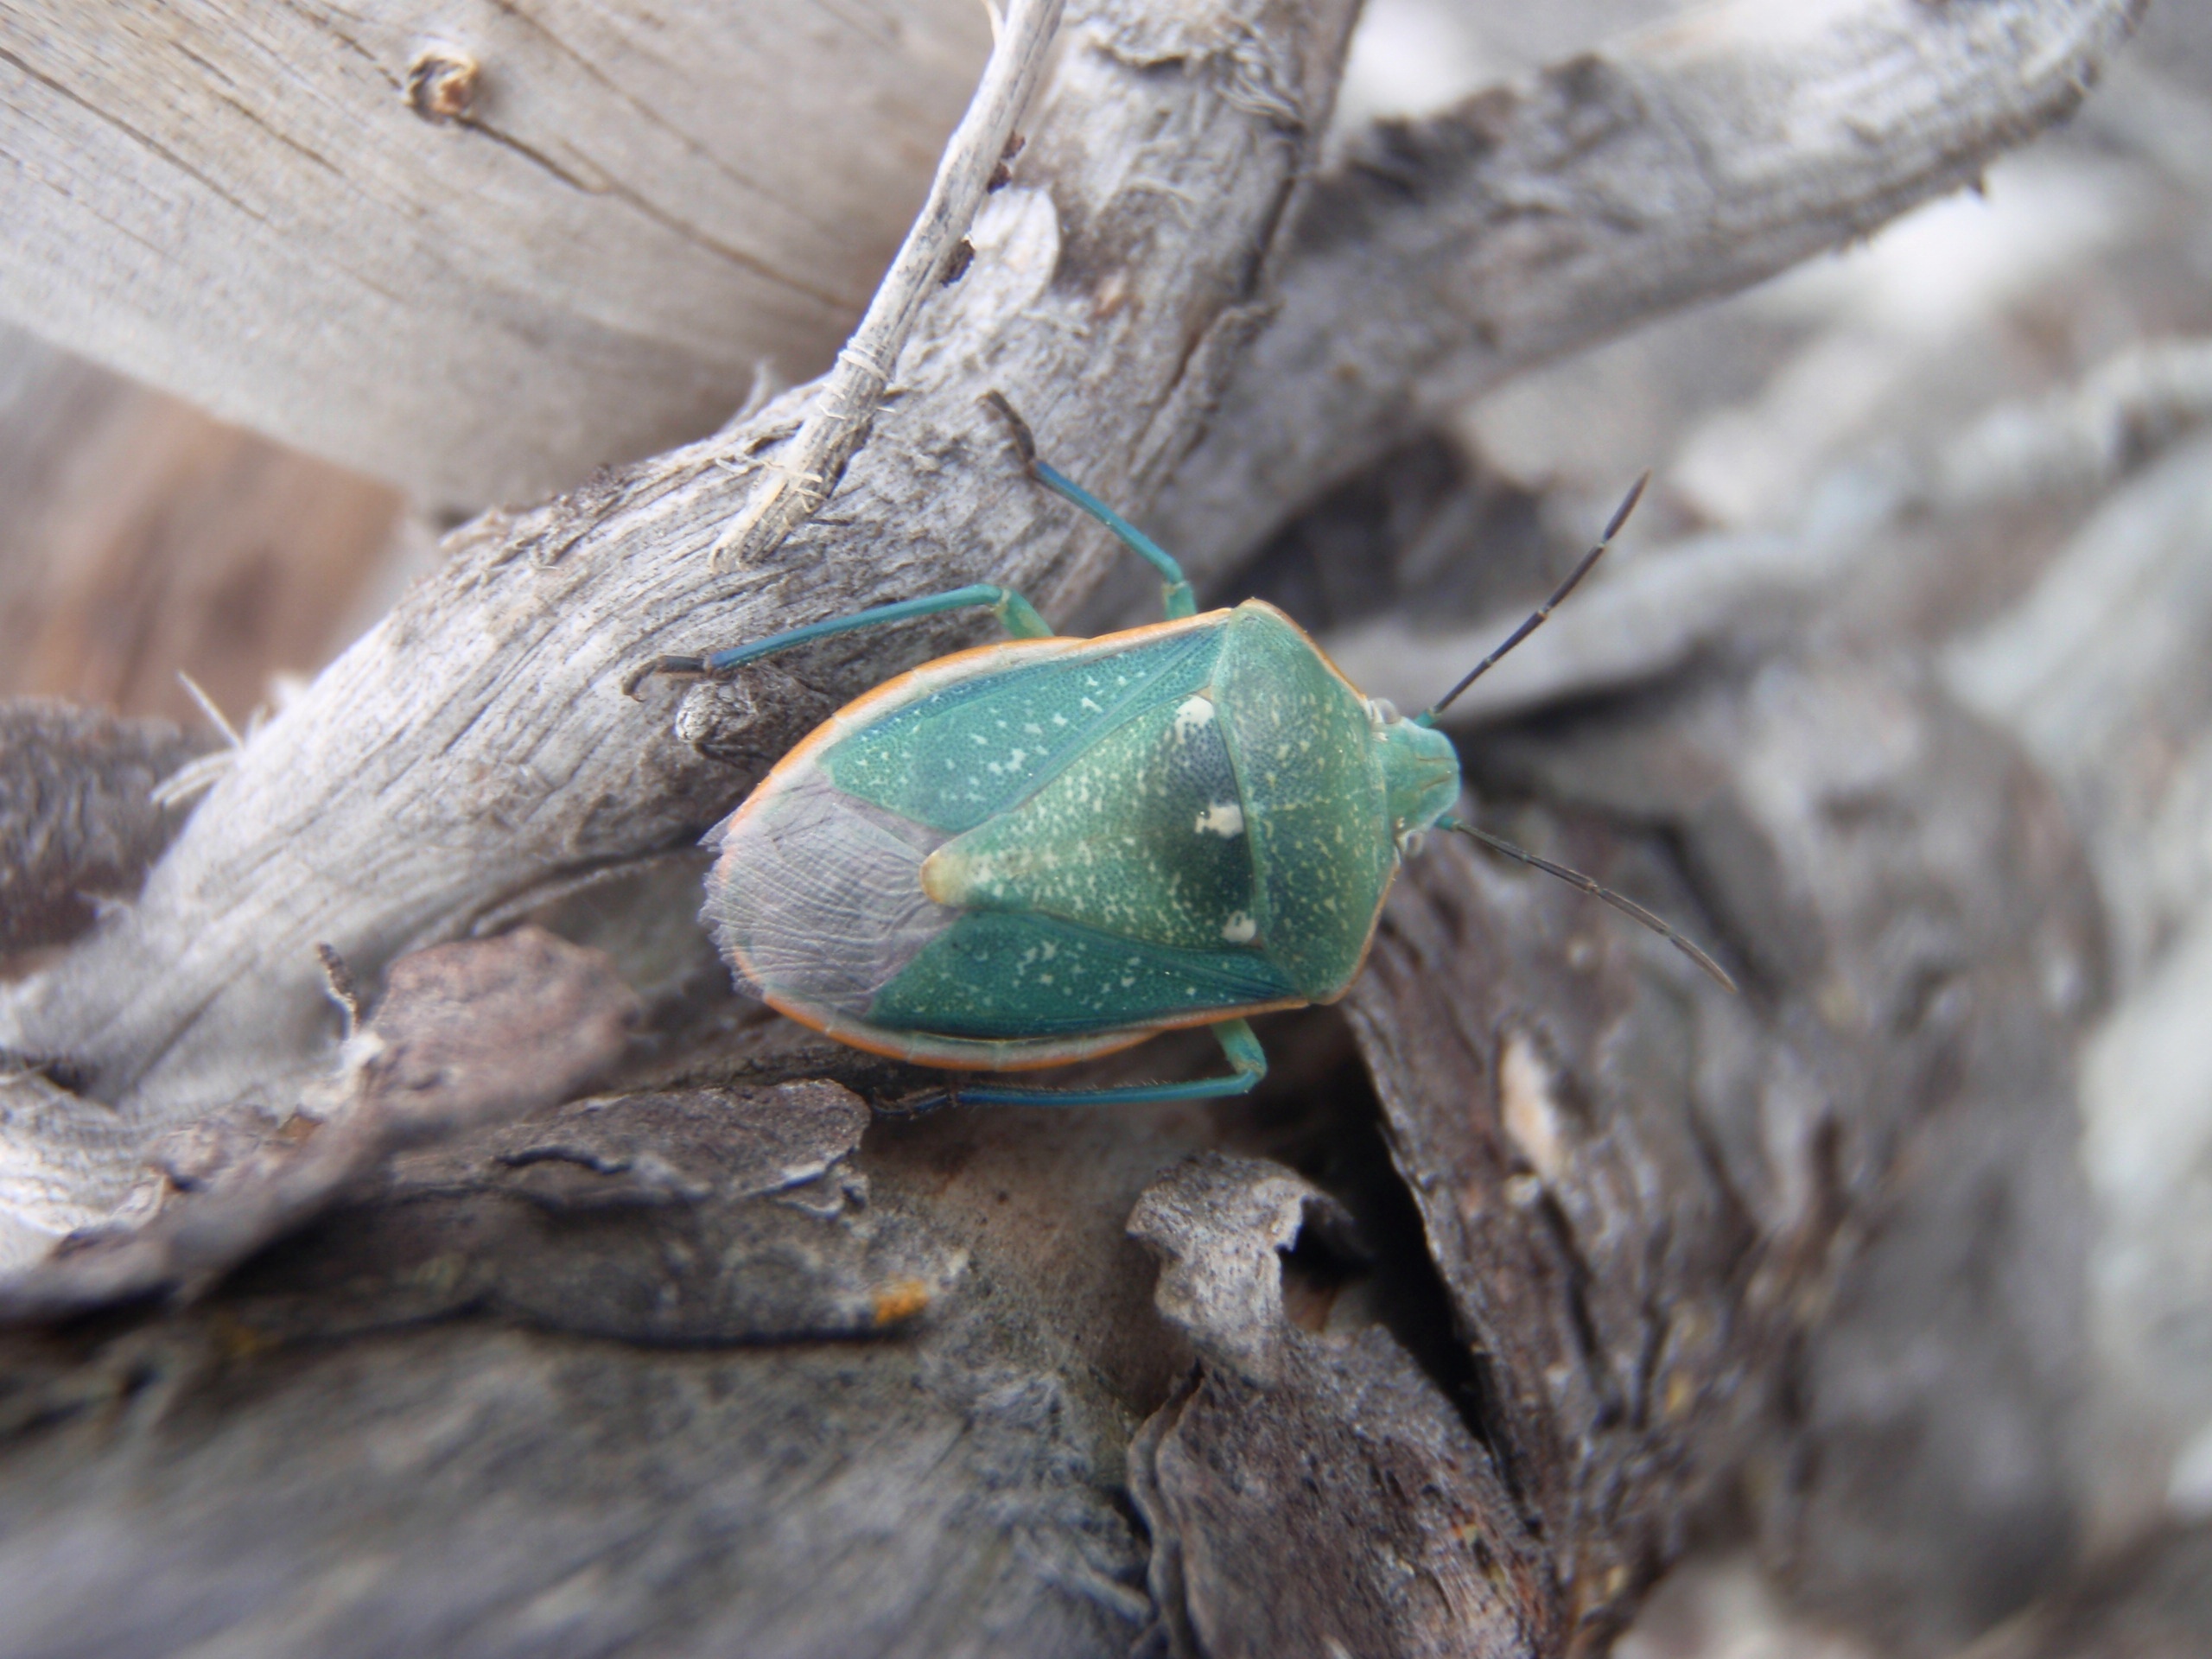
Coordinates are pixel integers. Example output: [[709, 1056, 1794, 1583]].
[[1440, 817, 1738, 993], [1421, 471, 1650, 723]]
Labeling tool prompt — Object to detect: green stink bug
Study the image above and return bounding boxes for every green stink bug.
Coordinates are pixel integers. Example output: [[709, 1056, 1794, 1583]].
[[636, 400, 1731, 1108]]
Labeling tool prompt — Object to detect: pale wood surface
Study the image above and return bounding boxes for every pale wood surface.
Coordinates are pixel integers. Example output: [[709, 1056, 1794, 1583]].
[[709, 0, 1065, 567], [0, 0, 1371, 1258], [1154, 0, 2151, 578], [0, 0, 991, 505]]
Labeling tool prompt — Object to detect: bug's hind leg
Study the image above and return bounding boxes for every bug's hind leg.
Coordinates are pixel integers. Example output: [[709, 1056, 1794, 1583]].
[[984, 391, 1198, 622], [933, 1019, 1267, 1109], [626, 582, 1052, 695]]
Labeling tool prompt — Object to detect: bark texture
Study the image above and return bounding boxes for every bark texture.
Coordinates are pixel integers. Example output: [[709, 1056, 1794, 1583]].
[[0, 0, 2139, 1258], [0, 2, 2163, 1656]]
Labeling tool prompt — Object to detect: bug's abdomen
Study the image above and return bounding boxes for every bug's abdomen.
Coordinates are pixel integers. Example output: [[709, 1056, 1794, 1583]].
[[868, 911, 1296, 1039], [702, 604, 1392, 1054], [918, 688, 1257, 950]]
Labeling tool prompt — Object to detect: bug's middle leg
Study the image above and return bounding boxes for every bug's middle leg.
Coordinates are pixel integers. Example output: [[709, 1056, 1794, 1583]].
[[628, 582, 1053, 693], [931, 1018, 1268, 1109], [984, 391, 1198, 622]]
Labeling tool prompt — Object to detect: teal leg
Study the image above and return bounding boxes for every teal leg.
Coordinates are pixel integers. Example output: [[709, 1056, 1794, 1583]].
[[630, 582, 1052, 691], [1030, 462, 1198, 622], [934, 1019, 1266, 1109], [985, 392, 1198, 620]]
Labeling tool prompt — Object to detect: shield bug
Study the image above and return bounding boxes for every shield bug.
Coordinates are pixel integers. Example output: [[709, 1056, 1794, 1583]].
[[633, 397, 1732, 1107]]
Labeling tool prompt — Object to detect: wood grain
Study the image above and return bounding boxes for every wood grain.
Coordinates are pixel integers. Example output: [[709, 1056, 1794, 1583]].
[[0, 0, 1370, 1260], [0, 0, 993, 504], [0, 327, 402, 726]]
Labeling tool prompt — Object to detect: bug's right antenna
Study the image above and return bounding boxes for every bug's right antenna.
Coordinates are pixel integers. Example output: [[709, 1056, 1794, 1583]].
[[1440, 816, 1738, 993], [1417, 471, 1650, 725]]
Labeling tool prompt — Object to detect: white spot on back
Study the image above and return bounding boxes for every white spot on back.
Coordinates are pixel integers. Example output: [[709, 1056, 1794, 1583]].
[[1221, 912, 1256, 944], [1194, 802, 1244, 838], [1172, 696, 1215, 742]]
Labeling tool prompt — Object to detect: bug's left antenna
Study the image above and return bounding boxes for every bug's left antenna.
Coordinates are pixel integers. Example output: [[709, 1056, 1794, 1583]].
[[1440, 816, 1738, 993], [1419, 471, 1649, 724]]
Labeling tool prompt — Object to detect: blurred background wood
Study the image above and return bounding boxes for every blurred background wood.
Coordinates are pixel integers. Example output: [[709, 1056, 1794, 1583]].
[[0, 327, 404, 728], [0, 0, 992, 506]]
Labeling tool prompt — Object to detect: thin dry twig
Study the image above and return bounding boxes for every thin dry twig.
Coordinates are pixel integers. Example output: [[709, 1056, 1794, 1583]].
[[711, 0, 1065, 565]]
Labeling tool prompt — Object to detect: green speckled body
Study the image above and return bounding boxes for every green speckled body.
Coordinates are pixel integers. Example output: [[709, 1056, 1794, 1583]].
[[705, 601, 1459, 1069]]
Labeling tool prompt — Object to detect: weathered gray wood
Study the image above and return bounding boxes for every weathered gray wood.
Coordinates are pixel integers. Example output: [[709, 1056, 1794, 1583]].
[[0, 0, 1368, 1265], [0, 4, 2177, 1655], [0, 0, 2139, 1272], [1151, 0, 2149, 580], [1439, 653, 2102, 1651], [0, 1319, 1154, 1657], [712, 0, 1065, 568], [0, 1030, 1376, 1656], [0, 0, 993, 505], [1128, 1157, 1548, 1659], [1961, 1523, 2212, 1659], [1325, 337, 2212, 732], [0, 926, 640, 1319], [1943, 423, 2212, 1560]]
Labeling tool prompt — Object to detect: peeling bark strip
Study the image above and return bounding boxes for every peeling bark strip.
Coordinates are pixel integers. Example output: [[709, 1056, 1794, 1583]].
[[0, 928, 639, 1318], [0, 1, 2139, 1266], [1344, 653, 2103, 1647], [1129, 1156, 1551, 1658]]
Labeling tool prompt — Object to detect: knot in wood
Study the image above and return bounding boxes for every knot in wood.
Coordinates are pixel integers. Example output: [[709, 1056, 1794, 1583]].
[[404, 45, 481, 124]]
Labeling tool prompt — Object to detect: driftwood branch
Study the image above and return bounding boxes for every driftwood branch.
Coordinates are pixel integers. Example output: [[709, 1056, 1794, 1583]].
[[0, 0, 2141, 1268], [0, 3, 2172, 1651], [0, 0, 1372, 1256], [0, 927, 638, 1319], [1325, 337, 2212, 728], [1153, 0, 2149, 575]]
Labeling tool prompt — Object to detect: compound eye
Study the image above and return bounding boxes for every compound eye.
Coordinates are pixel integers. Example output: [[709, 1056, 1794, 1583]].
[[1367, 697, 1401, 727]]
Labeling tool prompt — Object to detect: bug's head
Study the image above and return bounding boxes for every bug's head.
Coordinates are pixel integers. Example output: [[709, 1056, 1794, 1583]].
[[1372, 702, 1461, 853]]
